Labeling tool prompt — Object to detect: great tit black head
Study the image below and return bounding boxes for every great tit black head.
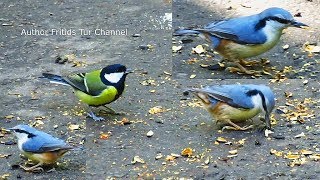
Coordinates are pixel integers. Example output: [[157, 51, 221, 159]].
[[100, 64, 131, 85]]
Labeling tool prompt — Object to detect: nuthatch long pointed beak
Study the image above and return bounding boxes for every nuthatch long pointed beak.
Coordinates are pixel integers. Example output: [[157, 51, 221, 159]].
[[291, 21, 308, 28], [264, 113, 272, 130]]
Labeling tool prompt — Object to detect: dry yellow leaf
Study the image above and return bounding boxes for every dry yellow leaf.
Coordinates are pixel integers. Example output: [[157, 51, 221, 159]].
[[4, 115, 14, 119], [300, 150, 313, 155], [131, 156, 145, 164], [148, 106, 165, 114], [216, 137, 227, 143], [229, 150, 238, 155], [172, 45, 182, 53], [165, 155, 176, 161], [189, 74, 196, 79], [100, 133, 110, 140], [181, 148, 193, 157], [68, 124, 80, 130], [285, 154, 300, 160], [192, 45, 206, 54]]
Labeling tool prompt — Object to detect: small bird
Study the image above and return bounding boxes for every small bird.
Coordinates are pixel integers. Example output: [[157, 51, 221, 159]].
[[185, 84, 275, 130], [174, 7, 308, 75], [41, 64, 131, 121], [9, 124, 74, 172]]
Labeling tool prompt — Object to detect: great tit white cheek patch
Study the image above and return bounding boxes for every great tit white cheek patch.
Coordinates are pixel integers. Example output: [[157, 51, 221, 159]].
[[104, 72, 124, 83]]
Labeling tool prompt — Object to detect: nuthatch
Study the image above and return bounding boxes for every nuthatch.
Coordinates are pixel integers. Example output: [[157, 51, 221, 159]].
[[9, 124, 73, 172], [186, 84, 275, 131], [175, 7, 308, 75]]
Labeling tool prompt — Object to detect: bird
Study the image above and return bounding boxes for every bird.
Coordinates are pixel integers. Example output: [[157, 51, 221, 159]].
[[9, 124, 74, 172], [41, 64, 131, 121], [174, 7, 308, 75], [185, 84, 275, 131]]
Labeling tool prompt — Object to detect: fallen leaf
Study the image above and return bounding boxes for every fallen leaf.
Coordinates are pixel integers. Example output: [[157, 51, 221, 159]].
[[181, 148, 193, 157], [0, 154, 11, 158], [148, 106, 165, 114], [192, 45, 206, 54], [166, 155, 176, 161], [189, 74, 196, 79], [172, 45, 182, 53], [229, 150, 238, 155], [285, 154, 300, 160], [4, 115, 14, 119], [68, 124, 80, 130], [227, 154, 238, 158], [303, 42, 320, 53], [216, 137, 227, 143], [204, 156, 210, 165], [300, 150, 313, 155], [131, 156, 145, 164], [100, 133, 110, 140]]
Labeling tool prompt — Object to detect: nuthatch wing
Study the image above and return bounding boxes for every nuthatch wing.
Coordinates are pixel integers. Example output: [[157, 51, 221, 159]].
[[186, 84, 275, 131], [175, 7, 308, 75], [9, 124, 73, 172]]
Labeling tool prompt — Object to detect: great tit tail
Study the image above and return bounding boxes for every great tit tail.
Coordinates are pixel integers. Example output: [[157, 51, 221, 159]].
[[40, 73, 71, 86]]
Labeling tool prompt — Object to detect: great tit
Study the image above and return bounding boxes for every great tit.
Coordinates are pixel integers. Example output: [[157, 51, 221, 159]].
[[41, 64, 131, 121]]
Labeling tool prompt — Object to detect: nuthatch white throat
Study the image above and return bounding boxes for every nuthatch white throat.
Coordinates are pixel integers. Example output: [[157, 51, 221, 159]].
[[175, 7, 308, 75], [9, 124, 73, 172], [186, 84, 275, 131]]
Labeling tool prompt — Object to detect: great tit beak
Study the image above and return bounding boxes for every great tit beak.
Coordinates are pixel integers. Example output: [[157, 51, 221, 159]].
[[264, 113, 271, 130], [125, 69, 133, 74], [291, 21, 308, 28]]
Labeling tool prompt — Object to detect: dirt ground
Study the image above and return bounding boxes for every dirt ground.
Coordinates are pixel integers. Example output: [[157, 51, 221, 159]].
[[0, 0, 320, 179]]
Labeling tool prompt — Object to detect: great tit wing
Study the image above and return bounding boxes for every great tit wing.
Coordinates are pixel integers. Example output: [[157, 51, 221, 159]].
[[83, 69, 110, 96], [202, 85, 255, 109], [64, 73, 88, 93], [202, 15, 267, 45]]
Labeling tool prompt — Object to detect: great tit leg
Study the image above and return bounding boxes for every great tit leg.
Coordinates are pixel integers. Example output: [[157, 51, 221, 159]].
[[20, 162, 44, 172], [87, 111, 105, 121], [222, 119, 254, 131]]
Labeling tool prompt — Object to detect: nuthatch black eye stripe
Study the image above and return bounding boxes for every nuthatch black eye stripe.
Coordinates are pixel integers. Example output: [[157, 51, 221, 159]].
[[13, 129, 36, 138], [246, 89, 268, 114]]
